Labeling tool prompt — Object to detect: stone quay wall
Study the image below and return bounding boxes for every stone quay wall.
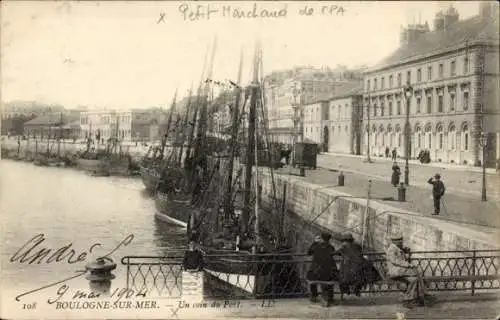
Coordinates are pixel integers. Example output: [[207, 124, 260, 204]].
[[252, 168, 499, 253], [1, 139, 150, 162]]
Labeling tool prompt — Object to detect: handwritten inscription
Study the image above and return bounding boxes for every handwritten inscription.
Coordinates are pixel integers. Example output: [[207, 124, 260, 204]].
[[171, 2, 345, 22], [10, 234, 101, 264], [48, 284, 147, 306], [13, 234, 135, 301]]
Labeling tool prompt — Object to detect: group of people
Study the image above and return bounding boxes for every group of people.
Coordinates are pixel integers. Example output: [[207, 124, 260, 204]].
[[307, 232, 434, 308], [385, 147, 398, 160]]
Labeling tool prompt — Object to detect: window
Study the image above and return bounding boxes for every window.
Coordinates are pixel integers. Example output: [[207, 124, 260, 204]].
[[449, 93, 455, 111], [415, 127, 422, 148], [437, 125, 444, 150], [407, 70, 411, 84], [417, 68, 422, 82], [464, 57, 469, 74], [397, 100, 401, 115], [439, 64, 444, 77], [373, 104, 377, 117], [427, 95, 432, 113], [367, 80, 371, 91], [338, 106, 342, 118], [388, 101, 393, 116], [345, 104, 349, 117], [463, 91, 469, 110], [462, 125, 469, 151], [397, 73, 402, 86], [438, 95, 443, 112], [389, 75, 393, 88], [416, 97, 421, 113], [425, 126, 432, 149], [451, 60, 456, 76], [428, 66, 433, 80], [448, 125, 456, 150], [374, 78, 378, 90], [381, 77, 385, 89], [380, 101, 385, 116]]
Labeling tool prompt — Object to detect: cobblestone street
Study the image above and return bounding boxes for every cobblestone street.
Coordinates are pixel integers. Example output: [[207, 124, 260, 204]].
[[275, 164, 500, 230], [316, 153, 500, 201]]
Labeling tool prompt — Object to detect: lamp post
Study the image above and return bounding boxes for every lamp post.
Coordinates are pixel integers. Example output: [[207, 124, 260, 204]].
[[364, 93, 372, 163], [479, 132, 488, 201], [403, 82, 413, 186]]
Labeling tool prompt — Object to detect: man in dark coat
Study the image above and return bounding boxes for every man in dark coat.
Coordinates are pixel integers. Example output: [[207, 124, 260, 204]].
[[337, 233, 381, 296], [391, 163, 401, 187], [307, 233, 338, 307], [427, 173, 445, 215], [183, 241, 203, 271], [392, 148, 397, 161]]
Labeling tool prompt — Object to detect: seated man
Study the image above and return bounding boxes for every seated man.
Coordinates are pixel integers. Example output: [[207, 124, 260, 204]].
[[385, 235, 433, 308], [307, 233, 338, 308], [183, 241, 203, 272]]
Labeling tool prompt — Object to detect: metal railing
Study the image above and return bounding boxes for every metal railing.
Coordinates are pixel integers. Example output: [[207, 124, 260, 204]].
[[121, 249, 500, 299]]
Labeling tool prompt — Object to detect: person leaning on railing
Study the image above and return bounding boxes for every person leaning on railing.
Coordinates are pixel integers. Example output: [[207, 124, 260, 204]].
[[385, 235, 435, 308], [183, 241, 204, 272]]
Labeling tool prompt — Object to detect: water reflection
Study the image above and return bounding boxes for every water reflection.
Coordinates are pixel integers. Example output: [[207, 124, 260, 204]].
[[0, 160, 187, 292]]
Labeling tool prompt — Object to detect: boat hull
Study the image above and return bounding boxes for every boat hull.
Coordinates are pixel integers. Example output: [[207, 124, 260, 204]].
[[77, 157, 130, 176], [154, 191, 191, 228], [76, 158, 106, 171], [139, 165, 160, 192]]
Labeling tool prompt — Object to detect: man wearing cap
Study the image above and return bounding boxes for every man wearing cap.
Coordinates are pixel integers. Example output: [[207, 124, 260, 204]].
[[307, 232, 338, 307], [428, 173, 445, 215], [385, 235, 430, 307], [337, 233, 381, 296]]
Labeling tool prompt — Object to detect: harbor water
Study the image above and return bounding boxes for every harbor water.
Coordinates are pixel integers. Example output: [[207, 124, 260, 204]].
[[0, 160, 188, 299]]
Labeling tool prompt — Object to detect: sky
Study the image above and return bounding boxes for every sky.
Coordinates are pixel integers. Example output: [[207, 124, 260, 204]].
[[1, 1, 481, 110]]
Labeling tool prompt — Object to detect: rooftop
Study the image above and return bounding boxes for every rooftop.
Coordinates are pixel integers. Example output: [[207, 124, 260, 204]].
[[369, 14, 499, 73], [24, 114, 79, 126]]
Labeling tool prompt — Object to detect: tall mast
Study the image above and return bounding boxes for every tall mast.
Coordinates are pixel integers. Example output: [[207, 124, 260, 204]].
[[223, 48, 244, 225], [194, 37, 217, 161], [186, 45, 210, 161], [161, 89, 178, 158], [177, 85, 193, 166], [242, 42, 260, 236]]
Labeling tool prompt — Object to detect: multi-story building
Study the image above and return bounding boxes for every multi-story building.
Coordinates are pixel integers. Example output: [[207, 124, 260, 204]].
[[264, 66, 365, 145], [79, 110, 133, 142], [302, 84, 363, 154], [362, 3, 499, 167]]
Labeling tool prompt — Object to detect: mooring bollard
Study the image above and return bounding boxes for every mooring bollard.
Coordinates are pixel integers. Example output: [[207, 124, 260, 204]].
[[85, 257, 117, 295], [338, 171, 345, 186], [300, 167, 306, 177], [397, 183, 406, 202]]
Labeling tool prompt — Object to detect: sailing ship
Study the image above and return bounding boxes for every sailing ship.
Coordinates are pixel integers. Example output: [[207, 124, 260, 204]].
[[33, 113, 68, 167], [153, 43, 216, 226], [181, 42, 301, 298], [75, 114, 132, 176]]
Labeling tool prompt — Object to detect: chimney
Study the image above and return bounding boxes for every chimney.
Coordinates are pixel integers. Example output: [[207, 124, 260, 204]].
[[434, 11, 445, 31], [479, 2, 498, 20], [443, 5, 460, 28]]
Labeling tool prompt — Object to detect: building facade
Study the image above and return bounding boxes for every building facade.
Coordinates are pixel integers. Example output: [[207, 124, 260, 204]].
[[23, 113, 81, 140], [264, 66, 365, 145], [80, 110, 133, 142], [302, 88, 363, 154], [362, 4, 499, 167]]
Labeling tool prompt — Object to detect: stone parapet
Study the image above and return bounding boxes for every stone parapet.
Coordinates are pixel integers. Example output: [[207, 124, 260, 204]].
[[254, 167, 499, 252]]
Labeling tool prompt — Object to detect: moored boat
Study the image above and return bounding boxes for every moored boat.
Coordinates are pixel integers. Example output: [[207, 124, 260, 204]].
[[140, 164, 161, 192], [154, 190, 191, 228]]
